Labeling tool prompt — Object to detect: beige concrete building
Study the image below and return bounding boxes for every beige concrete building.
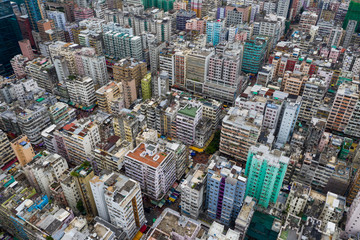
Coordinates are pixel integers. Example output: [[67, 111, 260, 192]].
[[282, 71, 309, 96], [220, 107, 263, 163], [326, 82, 359, 132], [11, 135, 35, 166], [0, 130, 15, 167], [61, 118, 101, 165], [92, 136, 131, 172], [95, 81, 123, 113], [124, 142, 176, 200], [235, 196, 256, 240], [113, 58, 147, 108], [71, 162, 97, 216]]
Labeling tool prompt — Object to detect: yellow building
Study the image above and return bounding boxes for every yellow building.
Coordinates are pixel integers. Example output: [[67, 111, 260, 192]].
[[141, 73, 152, 100], [71, 162, 97, 216], [10, 135, 35, 167]]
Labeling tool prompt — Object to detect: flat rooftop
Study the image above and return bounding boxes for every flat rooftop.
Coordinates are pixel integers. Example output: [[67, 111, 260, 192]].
[[149, 209, 200, 239], [126, 143, 169, 168], [178, 104, 199, 118]]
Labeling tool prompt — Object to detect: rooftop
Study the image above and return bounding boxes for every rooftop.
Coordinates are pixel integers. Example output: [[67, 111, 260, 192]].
[[126, 142, 170, 168], [178, 104, 200, 118], [148, 208, 201, 239]]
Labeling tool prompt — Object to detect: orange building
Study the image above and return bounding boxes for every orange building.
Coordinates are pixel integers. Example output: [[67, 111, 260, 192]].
[[11, 135, 35, 166]]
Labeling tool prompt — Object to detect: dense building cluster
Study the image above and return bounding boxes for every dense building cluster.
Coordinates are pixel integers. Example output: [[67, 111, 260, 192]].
[[1, 0, 360, 239]]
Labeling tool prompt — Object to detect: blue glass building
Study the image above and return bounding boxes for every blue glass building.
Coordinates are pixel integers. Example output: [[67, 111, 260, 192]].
[[0, 0, 22, 76], [24, 0, 43, 31]]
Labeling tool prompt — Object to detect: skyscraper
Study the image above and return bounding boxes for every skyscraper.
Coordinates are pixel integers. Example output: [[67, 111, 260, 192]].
[[245, 144, 289, 208], [24, 0, 43, 31], [0, 0, 22, 76]]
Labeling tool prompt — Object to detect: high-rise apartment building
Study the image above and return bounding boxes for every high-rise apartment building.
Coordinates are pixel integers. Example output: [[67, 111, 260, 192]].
[[71, 162, 98, 216], [242, 36, 269, 74], [77, 47, 108, 87], [24, 152, 68, 196], [176, 10, 196, 30], [141, 73, 152, 100], [61, 118, 101, 165], [18, 39, 34, 61], [48, 102, 76, 125], [235, 196, 256, 240], [10, 54, 28, 79], [113, 111, 145, 148], [176, 102, 203, 145], [299, 11, 318, 33], [59, 170, 81, 214], [319, 192, 345, 228], [220, 107, 263, 163], [343, 20, 357, 48], [16, 15, 35, 47], [185, 49, 211, 94], [96, 81, 123, 113], [0, 130, 15, 167], [326, 82, 359, 132], [204, 46, 243, 104], [298, 78, 326, 122], [0, 0, 22, 76], [173, 50, 187, 87], [10, 135, 35, 166], [277, 0, 290, 18], [343, 0, 360, 32], [245, 144, 289, 208], [202, 99, 222, 130], [206, 154, 247, 225], [206, 20, 224, 46], [276, 98, 302, 147], [113, 58, 147, 108], [103, 31, 143, 61], [281, 71, 309, 96], [37, 19, 55, 41], [17, 104, 52, 145], [66, 76, 96, 108], [92, 136, 131, 172], [285, 182, 311, 215], [226, 7, 244, 27], [346, 191, 360, 237], [90, 172, 145, 239], [181, 164, 207, 218], [347, 169, 360, 205], [25, 57, 58, 93], [47, 10, 66, 30], [124, 142, 176, 200]]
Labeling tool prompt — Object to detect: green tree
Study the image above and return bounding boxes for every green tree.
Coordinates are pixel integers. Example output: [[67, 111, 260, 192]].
[[76, 200, 85, 214]]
